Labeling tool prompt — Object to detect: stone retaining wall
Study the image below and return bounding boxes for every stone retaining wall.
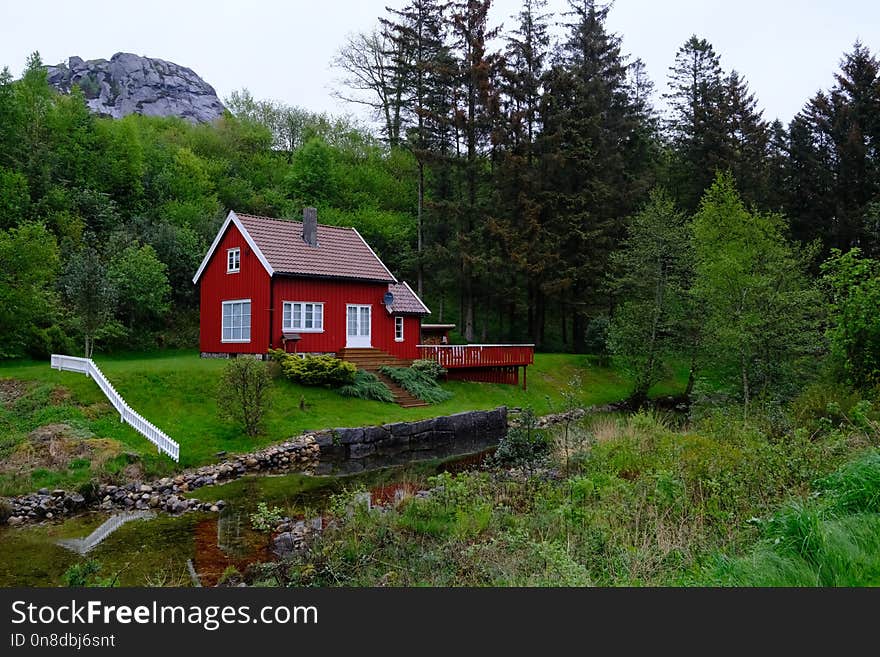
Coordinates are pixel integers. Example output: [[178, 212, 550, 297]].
[[312, 406, 508, 473]]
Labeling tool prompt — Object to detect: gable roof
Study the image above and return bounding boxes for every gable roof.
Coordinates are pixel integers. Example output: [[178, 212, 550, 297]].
[[387, 281, 431, 315], [193, 210, 397, 284]]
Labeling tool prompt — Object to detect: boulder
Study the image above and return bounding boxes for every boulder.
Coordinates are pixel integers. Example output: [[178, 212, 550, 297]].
[[45, 53, 225, 123]]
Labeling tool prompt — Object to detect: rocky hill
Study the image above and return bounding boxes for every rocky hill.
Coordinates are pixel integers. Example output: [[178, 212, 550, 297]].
[[45, 53, 225, 123]]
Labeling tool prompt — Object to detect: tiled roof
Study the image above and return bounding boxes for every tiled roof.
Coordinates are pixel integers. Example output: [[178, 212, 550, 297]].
[[236, 212, 396, 283], [387, 281, 430, 315]]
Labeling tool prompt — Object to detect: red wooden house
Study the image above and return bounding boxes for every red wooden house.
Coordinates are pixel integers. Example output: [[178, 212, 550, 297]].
[[193, 208, 430, 360]]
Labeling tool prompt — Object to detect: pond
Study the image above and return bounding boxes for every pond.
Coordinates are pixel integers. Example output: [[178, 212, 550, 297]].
[[0, 449, 492, 587]]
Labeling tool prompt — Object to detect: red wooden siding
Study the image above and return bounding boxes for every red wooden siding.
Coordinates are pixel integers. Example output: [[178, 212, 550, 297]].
[[271, 277, 421, 360], [417, 344, 534, 368], [198, 223, 271, 354], [446, 367, 520, 385]]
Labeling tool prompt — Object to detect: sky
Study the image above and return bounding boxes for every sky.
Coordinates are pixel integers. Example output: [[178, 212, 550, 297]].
[[1, 0, 878, 127]]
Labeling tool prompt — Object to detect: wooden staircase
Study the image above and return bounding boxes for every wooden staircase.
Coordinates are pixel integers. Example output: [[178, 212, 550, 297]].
[[337, 348, 427, 408]]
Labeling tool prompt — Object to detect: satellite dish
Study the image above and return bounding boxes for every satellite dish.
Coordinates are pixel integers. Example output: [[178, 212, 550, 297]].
[[383, 291, 394, 306]]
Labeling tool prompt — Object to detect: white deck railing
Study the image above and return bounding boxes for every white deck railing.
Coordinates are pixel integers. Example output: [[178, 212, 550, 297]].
[[50, 354, 180, 462]]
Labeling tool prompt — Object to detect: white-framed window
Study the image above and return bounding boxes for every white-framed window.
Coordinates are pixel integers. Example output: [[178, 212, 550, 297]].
[[222, 299, 251, 342], [282, 302, 324, 332], [395, 316, 404, 342], [227, 247, 240, 273]]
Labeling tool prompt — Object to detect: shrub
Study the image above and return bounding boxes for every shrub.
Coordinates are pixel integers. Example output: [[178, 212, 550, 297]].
[[250, 502, 285, 533], [379, 366, 452, 404], [410, 359, 447, 379], [281, 355, 357, 387], [488, 409, 549, 467], [217, 358, 273, 436], [338, 370, 395, 403]]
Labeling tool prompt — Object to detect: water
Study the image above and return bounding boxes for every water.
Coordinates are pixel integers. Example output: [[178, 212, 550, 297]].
[[0, 449, 493, 587]]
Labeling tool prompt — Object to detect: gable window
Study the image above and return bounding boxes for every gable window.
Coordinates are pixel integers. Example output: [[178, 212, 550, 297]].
[[222, 300, 251, 342], [227, 248, 240, 273], [282, 302, 324, 332], [395, 316, 404, 342]]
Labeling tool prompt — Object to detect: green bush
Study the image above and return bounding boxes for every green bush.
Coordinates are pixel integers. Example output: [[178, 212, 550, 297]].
[[410, 359, 447, 379], [488, 408, 549, 467], [338, 370, 395, 403], [379, 366, 452, 404], [216, 358, 273, 436], [281, 355, 357, 387]]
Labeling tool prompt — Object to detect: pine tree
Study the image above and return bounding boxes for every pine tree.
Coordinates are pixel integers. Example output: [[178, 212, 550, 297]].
[[381, 0, 453, 297], [722, 70, 770, 207], [489, 0, 552, 343], [538, 0, 653, 350], [448, 0, 501, 341], [790, 42, 880, 252], [665, 36, 727, 211]]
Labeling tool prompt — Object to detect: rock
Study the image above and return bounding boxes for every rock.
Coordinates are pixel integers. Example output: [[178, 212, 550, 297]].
[[272, 532, 300, 558], [209, 505, 219, 513], [7, 516, 23, 526], [139, 485, 152, 493], [45, 53, 225, 123], [148, 496, 160, 508], [38, 488, 49, 495]]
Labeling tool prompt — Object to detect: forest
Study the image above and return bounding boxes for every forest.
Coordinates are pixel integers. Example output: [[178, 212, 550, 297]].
[[0, 0, 878, 410]]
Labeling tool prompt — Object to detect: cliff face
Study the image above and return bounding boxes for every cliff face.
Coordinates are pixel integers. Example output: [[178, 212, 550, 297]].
[[45, 53, 225, 123]]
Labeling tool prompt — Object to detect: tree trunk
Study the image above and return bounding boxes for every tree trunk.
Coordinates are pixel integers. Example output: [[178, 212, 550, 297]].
[[417, 162, 424, 297]]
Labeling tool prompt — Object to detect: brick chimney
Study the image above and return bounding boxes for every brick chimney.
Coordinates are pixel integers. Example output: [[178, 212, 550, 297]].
[[302, 207, 318, 247]]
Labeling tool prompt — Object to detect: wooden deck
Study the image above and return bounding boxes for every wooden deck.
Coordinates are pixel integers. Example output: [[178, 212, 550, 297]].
[[417, 344, 535, 389]]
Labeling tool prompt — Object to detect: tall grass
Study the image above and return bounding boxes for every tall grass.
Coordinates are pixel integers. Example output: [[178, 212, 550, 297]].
[[707, 450, 880, 586]]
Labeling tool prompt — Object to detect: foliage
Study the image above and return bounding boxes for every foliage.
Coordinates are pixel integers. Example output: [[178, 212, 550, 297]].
[[487, 408, 548, 467], [280, 354, 357, 387], [250, 501, 285, 533], [60, 241, 119, 357], [107, 244, 171, 341], [0, 221, 59, 358], [216, 358, 273, 436], [410, 358, 446, 380], [337, 369, 394, 403], [62, 559, 117, 587], [691, 174, 822, 415], [379, 365, 452, 404], [607, 189, 692, 401], [821, 248, 880, 390]]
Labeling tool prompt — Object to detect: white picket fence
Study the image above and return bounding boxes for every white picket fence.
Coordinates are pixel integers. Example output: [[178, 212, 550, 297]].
[[50, 354, 180, 462]]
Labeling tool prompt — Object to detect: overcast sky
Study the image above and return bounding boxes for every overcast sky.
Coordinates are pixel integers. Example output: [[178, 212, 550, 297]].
[[2, 0, 878, 127]]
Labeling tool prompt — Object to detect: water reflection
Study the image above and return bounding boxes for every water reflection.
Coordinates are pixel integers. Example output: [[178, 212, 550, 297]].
[[56, 511, 156, 556]]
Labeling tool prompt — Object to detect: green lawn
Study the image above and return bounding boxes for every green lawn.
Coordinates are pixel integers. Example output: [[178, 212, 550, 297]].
[[0, 350, 686, 481]]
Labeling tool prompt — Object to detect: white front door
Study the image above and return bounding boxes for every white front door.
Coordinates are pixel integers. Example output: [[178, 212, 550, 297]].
[[346, 304, 372, 348]]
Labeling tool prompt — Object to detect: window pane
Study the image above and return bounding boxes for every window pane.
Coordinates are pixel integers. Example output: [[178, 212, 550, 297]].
[[314, 304, 323, 329], [222, 326, 231, 340], [347, 307, 357, 334], [283, 303, 291, 328], [360, 307, 370, 336], [305, 304, 313, 328]]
